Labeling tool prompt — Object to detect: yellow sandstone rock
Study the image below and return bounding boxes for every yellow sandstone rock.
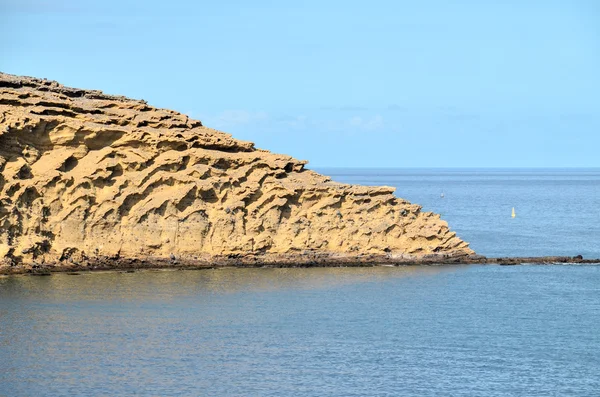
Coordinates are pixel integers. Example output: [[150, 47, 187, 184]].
[[0, 72, 473, 266]]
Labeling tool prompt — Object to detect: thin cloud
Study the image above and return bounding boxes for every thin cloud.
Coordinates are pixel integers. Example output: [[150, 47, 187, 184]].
[[275, 115, 308, 129], [203, 110, 269, 129], [194, 109, 386, 134], [347, 114, 384, 131]]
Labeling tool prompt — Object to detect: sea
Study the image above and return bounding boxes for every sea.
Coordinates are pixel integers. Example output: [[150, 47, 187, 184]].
[[1, 168, 599, 396]]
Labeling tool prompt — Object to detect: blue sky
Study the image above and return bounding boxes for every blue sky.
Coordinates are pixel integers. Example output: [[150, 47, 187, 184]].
[[1, 0, 599, 167]]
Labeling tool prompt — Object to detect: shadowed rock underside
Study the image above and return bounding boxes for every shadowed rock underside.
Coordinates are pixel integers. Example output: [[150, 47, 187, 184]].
[[0, 72, 474, 268]]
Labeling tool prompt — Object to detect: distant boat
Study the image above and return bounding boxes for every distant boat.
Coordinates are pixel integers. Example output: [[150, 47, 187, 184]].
[[511, 207, 516, 218], [440, 192, 445, 198]]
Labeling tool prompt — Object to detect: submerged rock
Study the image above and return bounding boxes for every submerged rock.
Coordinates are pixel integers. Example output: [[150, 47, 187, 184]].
[[0, 72, 474, 267]]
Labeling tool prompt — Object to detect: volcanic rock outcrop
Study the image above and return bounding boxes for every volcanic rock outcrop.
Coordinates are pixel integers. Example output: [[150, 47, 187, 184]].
[[0, 72, 474, 268]]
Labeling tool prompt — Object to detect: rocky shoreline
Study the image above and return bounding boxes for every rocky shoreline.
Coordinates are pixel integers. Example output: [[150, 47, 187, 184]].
[[1, 254, 598, 276]]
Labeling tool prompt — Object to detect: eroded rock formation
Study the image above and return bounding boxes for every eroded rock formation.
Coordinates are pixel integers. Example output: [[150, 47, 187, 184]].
[[0, 72, 474, 268]]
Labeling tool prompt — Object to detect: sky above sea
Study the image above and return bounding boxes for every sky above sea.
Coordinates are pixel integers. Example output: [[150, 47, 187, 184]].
[[1, 0, 599, 167]]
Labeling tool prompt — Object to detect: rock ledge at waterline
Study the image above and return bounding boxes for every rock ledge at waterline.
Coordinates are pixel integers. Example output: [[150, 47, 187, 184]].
[[0, 72, 475, 273]]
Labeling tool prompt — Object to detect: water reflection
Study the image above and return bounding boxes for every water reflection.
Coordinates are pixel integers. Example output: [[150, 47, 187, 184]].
[[0, 266, 461, 301]]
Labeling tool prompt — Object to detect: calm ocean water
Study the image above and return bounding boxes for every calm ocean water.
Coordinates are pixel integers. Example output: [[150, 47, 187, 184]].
[[321, 168, 600, 258], [1, 169, 599, 396]]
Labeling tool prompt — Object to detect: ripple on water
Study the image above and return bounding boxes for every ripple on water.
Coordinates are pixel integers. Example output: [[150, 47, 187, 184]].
[[1, 265, 599, 396]]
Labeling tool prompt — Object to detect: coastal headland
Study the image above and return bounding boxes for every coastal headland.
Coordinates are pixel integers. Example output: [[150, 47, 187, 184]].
[[0, 73, 597, 275]]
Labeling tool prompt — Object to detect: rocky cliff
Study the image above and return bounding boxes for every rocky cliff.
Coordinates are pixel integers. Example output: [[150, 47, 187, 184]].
[[0, 72, 474, 270]]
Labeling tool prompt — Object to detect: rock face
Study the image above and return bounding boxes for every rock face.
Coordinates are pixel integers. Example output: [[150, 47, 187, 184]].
[[0, 72, 474, 267]]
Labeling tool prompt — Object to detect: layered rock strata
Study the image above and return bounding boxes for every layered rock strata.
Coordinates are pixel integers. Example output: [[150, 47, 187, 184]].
[[0, 72, 474, 270]]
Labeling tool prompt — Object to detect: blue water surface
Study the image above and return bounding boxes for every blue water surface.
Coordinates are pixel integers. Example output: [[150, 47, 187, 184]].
[[319, 168, 600, 258], [1, 169, 599, 397]]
